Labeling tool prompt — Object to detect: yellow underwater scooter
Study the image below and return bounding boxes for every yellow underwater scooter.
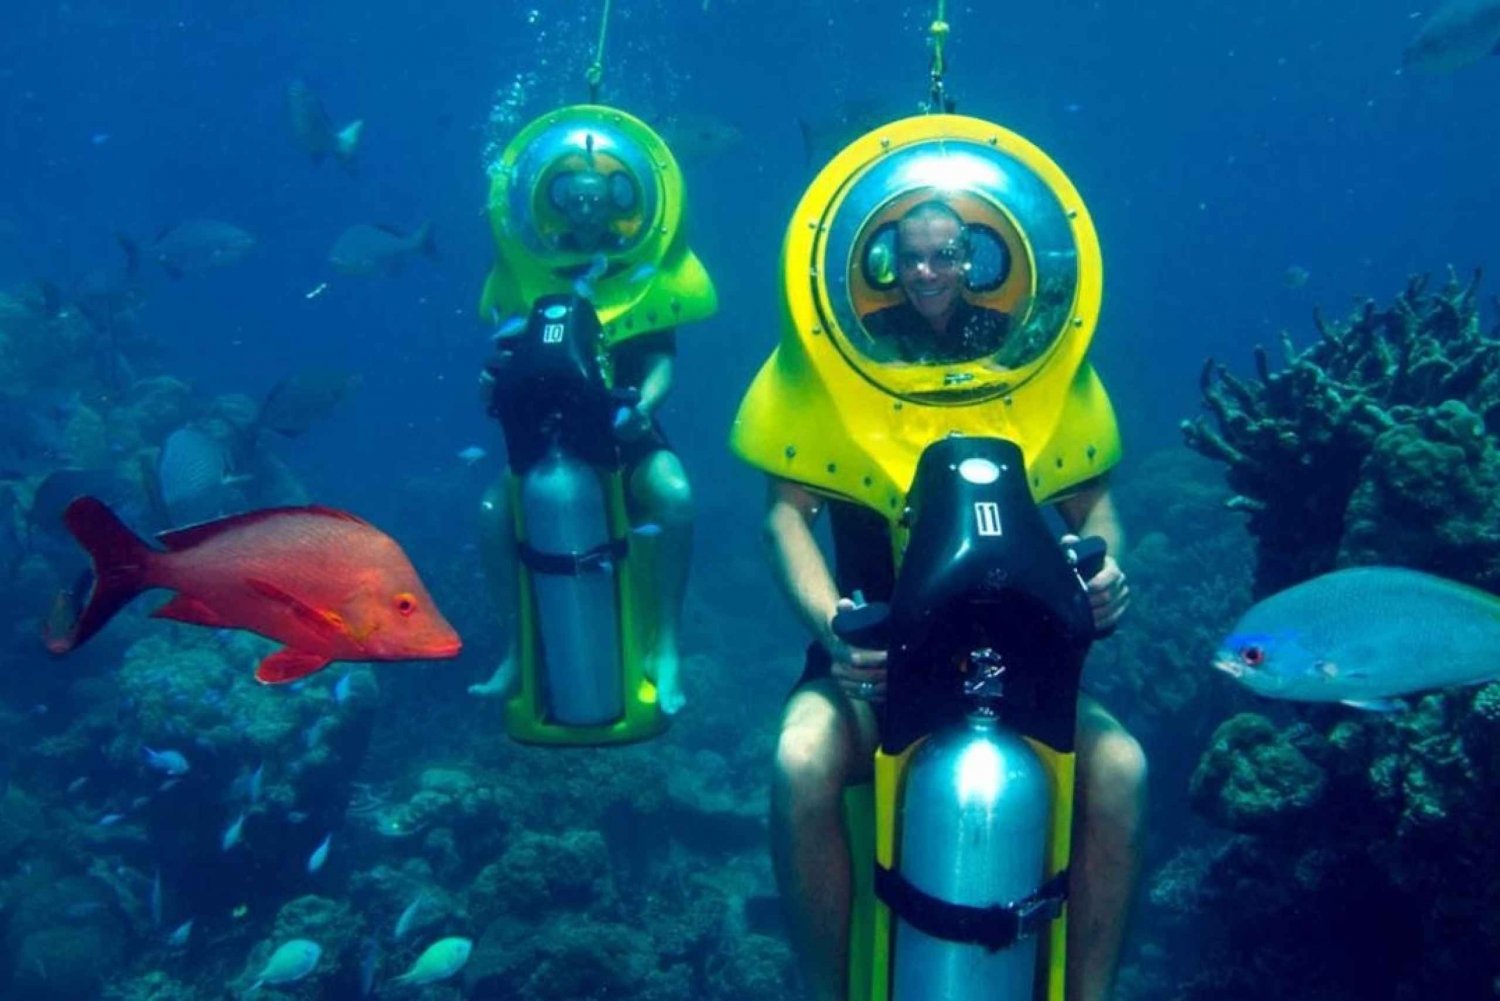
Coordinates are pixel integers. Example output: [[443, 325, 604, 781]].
[[478, 97, 715, 745], [729, 79, 1121, 1001]]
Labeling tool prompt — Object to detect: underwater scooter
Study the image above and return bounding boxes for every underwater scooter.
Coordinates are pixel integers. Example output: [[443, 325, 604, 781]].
[[833, 435, 1109, 1001], [483, 292, 668, 745]]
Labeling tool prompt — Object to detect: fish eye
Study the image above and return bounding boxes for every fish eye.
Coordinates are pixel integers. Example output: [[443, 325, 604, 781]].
[[1241, 645, 1265, 667], [394, 593, 417, 617]]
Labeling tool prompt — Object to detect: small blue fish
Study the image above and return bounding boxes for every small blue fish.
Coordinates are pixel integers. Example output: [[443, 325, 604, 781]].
[[334, 673, 353, 704], [307, 833, 332, 873], [98, 813, 125, 826], [359, 936, 380, 996], [571, 253, 609, 301], [249, 939, 322, 991], [626, 263, 657, 285], [222, 811, 246, 851], [391, 936, 472, 986], [66, 777, 88, 795], [494, 314, 527, 339], [167, 918, 193, 948], [630, 523, 663, 538], [248, 763, 264, 804], [287, 810, 309, 824], [1215, 566, 1500, 708], [150, 869, 162, 928], [141, 747, 190, 777], [393, 891, 428, 940], [456, 446, 487, 466]]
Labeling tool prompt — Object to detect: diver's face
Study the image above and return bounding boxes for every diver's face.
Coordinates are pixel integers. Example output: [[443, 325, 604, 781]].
[[896, 216, 967, 329], [558, 171, 610, 247]]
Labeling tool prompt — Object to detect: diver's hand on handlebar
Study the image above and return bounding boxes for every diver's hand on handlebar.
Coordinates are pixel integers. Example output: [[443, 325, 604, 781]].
[[612, 403, 651, 442], [825, 597, 888, 702], [1062, 534, 1130, 634]]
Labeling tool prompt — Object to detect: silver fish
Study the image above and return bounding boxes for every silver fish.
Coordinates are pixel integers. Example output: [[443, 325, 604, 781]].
[[1214, 566, 1500, 709], [1402, 0, 1500, 72], [130, 220, 255, 277], [155, 426, 248, 526], [329, 223, 436, 278]]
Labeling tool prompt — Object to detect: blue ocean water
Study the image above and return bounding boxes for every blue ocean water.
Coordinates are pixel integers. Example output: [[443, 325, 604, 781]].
[[1, 1, 1497, 998]]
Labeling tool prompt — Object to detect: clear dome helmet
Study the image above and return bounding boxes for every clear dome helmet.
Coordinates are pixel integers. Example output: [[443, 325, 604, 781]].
[[817, 131, 1086, 404]]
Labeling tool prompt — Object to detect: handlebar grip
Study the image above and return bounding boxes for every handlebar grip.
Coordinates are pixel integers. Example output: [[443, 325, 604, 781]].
[[832, 601, 892, 650], [1067, 535, 1117, 640], [1070, 536, 1108, 581]]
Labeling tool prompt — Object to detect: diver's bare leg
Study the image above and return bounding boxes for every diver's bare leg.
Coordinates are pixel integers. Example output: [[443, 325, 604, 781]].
[[470, 474, 519, 698], [771, 682, 879, 1000], [630, 450, 694, 714], [1066, 695, 1148, 1001]]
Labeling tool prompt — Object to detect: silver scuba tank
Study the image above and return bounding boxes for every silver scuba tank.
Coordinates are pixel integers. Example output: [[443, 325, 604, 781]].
[[518, 444, 624, 725], [891, 711, 1051, 1000]]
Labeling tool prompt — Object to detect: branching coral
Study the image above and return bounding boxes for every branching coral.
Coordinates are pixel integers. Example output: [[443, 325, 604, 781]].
[[1183, 270, 1500, 595]]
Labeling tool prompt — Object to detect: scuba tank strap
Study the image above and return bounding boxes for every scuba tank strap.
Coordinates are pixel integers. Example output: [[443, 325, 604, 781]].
[[873, 863, 1069, 952], [517, 537, 627, 575]]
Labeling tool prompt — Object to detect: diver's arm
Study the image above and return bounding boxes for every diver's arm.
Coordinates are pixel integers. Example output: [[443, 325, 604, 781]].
[[609, 330, 674, 440], [765, 479, 888, 697], [635, 349, 673, 415], [763, 478, 841, 648], [629, 328, 677, 416], [1055, 478, 1124, 554], [1054, 478, 1130, 630]]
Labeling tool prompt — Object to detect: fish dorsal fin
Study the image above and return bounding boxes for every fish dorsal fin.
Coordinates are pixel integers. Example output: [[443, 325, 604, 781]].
[[156, 505, 370, 551]]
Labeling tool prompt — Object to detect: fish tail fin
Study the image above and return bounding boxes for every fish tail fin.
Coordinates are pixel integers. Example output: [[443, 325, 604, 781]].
[[45, 497, 156, 653], [414, 221, 438, 260]]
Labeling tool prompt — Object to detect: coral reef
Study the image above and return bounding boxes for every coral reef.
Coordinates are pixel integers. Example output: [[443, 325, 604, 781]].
[[1188, 713, 1328, 834], [1132, 275, 1500, 1000], [1183, 270, 1500, 596]]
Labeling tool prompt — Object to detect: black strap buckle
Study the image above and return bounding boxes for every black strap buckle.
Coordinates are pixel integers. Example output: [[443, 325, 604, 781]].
[[517, 537, 627, 576], [874, 864, 1068, 953]]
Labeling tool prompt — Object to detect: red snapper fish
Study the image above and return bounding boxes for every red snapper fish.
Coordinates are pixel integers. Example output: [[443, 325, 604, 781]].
[[46, 496, 461, 683]]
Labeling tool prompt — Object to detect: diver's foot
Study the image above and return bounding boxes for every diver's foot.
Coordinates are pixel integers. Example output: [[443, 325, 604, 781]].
[[644, 648, 685, 716], [467, 656, 516, 698]]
